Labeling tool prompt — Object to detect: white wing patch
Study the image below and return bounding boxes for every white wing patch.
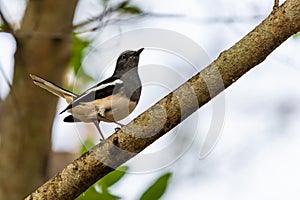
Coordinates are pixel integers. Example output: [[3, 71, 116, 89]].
[[71, 79, 124, 104], [84, 79, 123, 95]]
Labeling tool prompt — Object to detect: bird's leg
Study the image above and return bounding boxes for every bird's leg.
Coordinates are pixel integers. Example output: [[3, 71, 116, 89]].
[[114, 121, 125, 132], [92, 120, 105, 141], [96, 110, 124, 132], [98, 113, 124, 132]]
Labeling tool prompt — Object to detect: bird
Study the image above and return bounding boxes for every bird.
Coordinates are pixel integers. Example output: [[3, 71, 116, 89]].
[[30, 48, 144, 141]]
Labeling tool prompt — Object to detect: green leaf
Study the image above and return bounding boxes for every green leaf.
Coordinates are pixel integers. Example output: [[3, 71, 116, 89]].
[[117, 1, 130, 9], [76, 164, 124, 200], [80, 139, 95, 154], [68, 35, 94, 93], [77, 186, 100, 200], [76, 69, 95, 83], [116, 1, 142, 15], [293, 31, 300, 38], [97, 192, 120, 200], [101, 0, 110, 6], [139, 173, 172, 200], [0, 20, 7, 31], [77, 185, 120, 200], [119, 6, 142, 14], [98, 166, 129, 190], [70, 35, 90, 76]]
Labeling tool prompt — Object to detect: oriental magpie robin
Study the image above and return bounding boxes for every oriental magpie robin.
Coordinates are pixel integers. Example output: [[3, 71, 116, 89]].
[[30, 48, 144, 141]]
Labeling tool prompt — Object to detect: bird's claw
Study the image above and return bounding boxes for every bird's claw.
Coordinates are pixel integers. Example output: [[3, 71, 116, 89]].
[[115, 127, 121, 132]]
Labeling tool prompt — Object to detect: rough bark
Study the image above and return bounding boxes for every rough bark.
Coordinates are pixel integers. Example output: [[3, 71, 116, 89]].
[[25, 0, 300, 199], [0, 0, 78, 199]]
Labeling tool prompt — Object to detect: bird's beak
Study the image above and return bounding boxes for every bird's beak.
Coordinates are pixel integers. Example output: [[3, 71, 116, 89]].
[[135, 48, 144, 56]]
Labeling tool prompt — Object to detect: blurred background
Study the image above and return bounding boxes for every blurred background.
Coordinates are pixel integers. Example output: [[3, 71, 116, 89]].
[[1, 0, 300, 199]]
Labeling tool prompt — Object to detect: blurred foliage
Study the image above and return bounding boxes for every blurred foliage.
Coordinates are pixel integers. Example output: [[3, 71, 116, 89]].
[[70, 35, 90, 76], [98, 166, 129, 191], [77, 185, 120, 200], [293, 31, 300, 38], [100, 0, 142, 14], [66, 35, 95, 93], [139, 173, 172, 200], [78, 140, 172, 200], [0, 18, 5, 31], [68, 35, 93, 85], [77, 166, 128, 200], [116, 1, 142, 14], [101, 0, 110, 6], [80, 139, 95, 154]]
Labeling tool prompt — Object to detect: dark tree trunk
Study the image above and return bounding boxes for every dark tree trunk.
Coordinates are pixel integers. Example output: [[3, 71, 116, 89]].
[[0, 0, 78, 199]]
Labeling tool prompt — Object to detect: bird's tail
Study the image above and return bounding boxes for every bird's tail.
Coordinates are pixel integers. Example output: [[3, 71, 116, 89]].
[[30, 74, 77, 104]]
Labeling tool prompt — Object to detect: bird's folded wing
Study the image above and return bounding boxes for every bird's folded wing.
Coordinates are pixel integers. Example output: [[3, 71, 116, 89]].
[[59, 77, 124, 114]]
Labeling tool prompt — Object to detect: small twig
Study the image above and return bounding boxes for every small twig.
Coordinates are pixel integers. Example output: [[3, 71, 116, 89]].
[[273, 0, 280, 11], [75, 13, 264, 34], [141, 13, 264, 24], [73, 9, 108, 30], [74, 14, 138, 34], [73, 2, 123, 30], [73, 0, 147, 33]]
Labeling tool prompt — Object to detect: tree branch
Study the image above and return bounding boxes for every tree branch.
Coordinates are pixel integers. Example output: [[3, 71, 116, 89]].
[[274, 0, 280, 11], [25, 0, 300, 199], [75, 12, 266, 34]]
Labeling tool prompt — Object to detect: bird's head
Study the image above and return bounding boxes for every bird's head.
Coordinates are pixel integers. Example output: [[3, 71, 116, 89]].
[[114, 48, 144, 76]]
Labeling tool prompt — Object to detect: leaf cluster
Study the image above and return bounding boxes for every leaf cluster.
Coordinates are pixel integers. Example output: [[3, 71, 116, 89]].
[[78, 140, 172, 200]]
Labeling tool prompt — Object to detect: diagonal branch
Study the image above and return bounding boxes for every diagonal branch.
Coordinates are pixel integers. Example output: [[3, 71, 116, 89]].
[[26, 0, 300, 199], [274, 0, 280, 11]]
